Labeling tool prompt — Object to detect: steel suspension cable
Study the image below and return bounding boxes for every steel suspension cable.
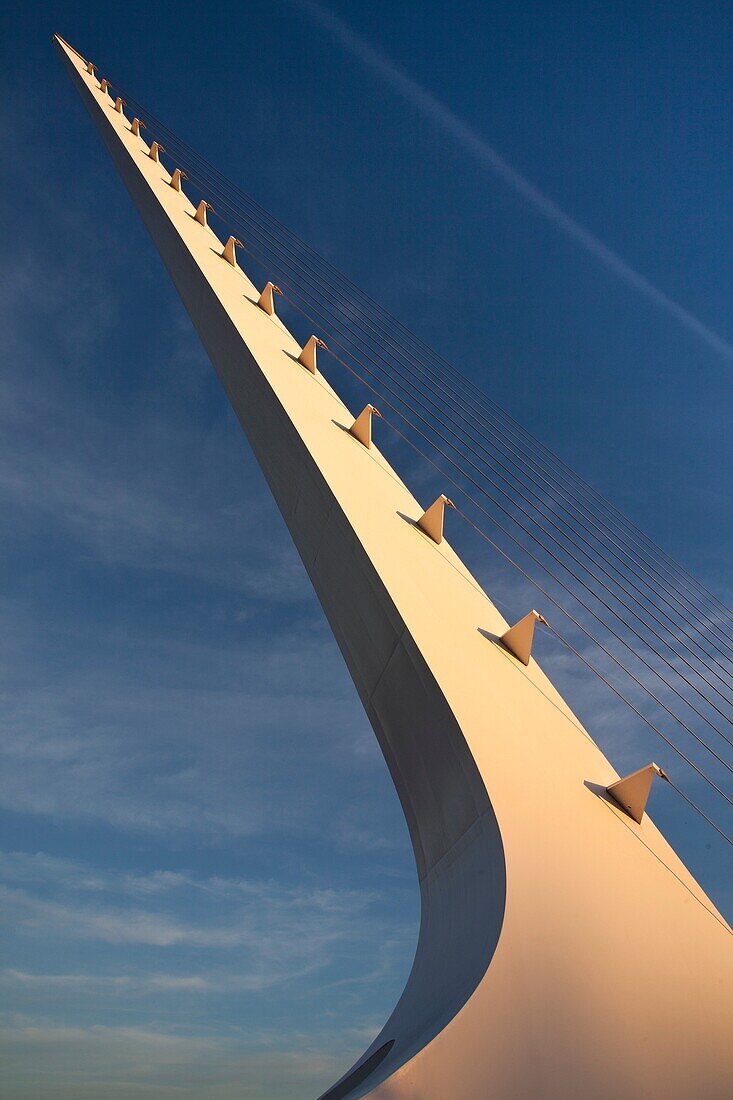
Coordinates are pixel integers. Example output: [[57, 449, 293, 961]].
[[660, 773, 733, 848], [167, 158, 733, 667], [140, 126, 730, 651], [264, 288, 733, 785], [104, 78, 733, 656], [123, 136, 733, 698], [87, 75, 733, 840], [369, 414, 733, 815], [138, 173, 733, 737], [169, 160, 733, 683]]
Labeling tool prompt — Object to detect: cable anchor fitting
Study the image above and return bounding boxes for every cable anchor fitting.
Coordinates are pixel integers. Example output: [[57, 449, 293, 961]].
[[148, 141, 165, 163], [131, 117, 146, 137], [349, 405, 381, 449], [297, 335, 327, 374], [170, 168, 188, 192], [99, 79, 110, 94], [606, 763, 667, 824], [222, 236, 244, 267], [194, 200, 212, 227], [500, 610, 548, 666], [113, 97, 126, 115], [257, 281, 283, 316], [417, 495, 455, 545]]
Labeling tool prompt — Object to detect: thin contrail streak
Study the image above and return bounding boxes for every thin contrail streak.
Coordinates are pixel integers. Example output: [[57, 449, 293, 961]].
[[297, 1, 733, 364]]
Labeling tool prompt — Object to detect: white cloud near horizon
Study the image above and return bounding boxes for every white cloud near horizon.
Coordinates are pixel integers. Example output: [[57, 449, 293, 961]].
[[0, 853, 379, 954], [0, 1017, 352, 1100], [296, 1, 733, 365], [0, 848, 414, 1005], [0, 845, 413, 1099]]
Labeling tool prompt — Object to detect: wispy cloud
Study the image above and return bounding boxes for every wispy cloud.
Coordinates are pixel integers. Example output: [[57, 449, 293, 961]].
[[0, 849, 412, 984], [296, 1, 733, 364], [0, 1016, 350, 1100], [0, 170, 391, 843], [0, 588, 386, 839], [0, 260, 305, 603], [0, 847, 412, 1098]]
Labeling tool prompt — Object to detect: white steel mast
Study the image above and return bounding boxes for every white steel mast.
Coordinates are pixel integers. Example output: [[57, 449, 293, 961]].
[[55, 36, 732, 1100]]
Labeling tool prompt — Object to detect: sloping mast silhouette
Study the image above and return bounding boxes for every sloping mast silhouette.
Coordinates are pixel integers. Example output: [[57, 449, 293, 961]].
[[55, 36, 732, 1100]]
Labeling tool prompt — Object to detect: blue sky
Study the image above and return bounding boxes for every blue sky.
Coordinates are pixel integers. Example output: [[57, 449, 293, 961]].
[[2, 1, 732, 1096]]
